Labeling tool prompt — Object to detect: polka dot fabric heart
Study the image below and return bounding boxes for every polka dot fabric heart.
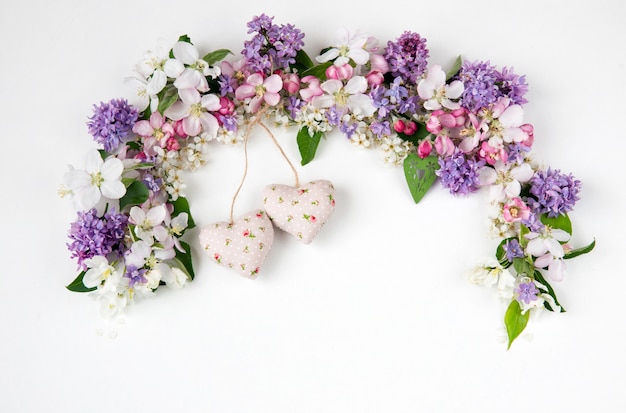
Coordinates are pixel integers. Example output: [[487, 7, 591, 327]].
[[199, 209, 274, 279], [263, 180, 336, 244]]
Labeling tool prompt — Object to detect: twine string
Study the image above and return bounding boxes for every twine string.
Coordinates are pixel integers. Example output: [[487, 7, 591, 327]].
[[229, 106, 301, 222]]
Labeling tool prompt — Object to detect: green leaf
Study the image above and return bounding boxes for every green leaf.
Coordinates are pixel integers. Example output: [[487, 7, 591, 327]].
[[564, 238, 596, 260], [533, 270, 566, 312], [174, 241, 195, 280], [513, 257, 533, 276], [292, 49, 315, 73], [119, 180, 149, 210], [177, 34, 192, 44], [504, 300, 530, 349], [66, 271, 96, 293], [301, 62, 332, 81], [157, 85, 179, 115], [171, 197, 195, 230], [297, 127, 323, 166], [540, 213, 572, 235], [403, 154, 439, 204], [446, 55, 463, 80], [519, 224, 530, 248], [202, 49, 232, 65]]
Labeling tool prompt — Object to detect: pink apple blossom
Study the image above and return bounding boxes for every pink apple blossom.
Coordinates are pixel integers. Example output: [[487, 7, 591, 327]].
[[235, 73, 283, 113]]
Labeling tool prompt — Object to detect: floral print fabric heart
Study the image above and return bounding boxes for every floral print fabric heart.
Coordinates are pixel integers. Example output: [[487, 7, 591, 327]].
[[199, 209, 273, 278], [263, 180, 336, 244]]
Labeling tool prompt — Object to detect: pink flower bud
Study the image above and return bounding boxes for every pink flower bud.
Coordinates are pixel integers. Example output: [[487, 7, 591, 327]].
[[282, 73, 300, 94], [369, 54, 390, 74], [218, 97, 235, 115], [326, 63, 354, 80], [418, 140, 433, 158], [394, 119, 406, 133], [365, 71, 384, 86], [426, 110, 445, 134], [173, 120, 187, 138], [166, 137, 180, 151], [404, 121, 417, 136]]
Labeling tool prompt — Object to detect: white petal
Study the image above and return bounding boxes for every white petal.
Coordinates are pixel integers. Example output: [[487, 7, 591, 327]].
[[315, 48, 339, 63], [84, 150, 103, 173], [179, 87, 200, 105], [498, 104, 523, 128], [200, 113, 219, 138], [147, 204, 167, 225], [504, 179, 521, 198], [526, 238, 548, 257], [100, 180, 126, 200], [164, 101, 189, 121], [163, 59, 185, 78], [478, 166, 497, 186], [423, 99, 442, 111], [445, 80, 464, 99], [417, 79, 435, 99], [545, 238, 565, 258], [100, 158, 123, 181], [428, 65, 445, 87], [129, 206, 146, 225], [64, 169, 90, 190], [201, 94, 221, 111], [551, 229, 571, 242], [321, 79, 342, 94], [174, 69, 201, 90], [548, 259, 566, 282], [534, 253, 553, 269], [347, 48, 370, 65], [76, 186, 101, 210], [344, 76, 368, 94], [173, 41, 199, 65], [146, 70, 167, 95], [511, 163, 534, 182], [503, 127, 526, 143]]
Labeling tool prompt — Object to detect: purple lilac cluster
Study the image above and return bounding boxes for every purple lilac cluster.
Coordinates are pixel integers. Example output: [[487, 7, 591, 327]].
[[503, 238, 525, 262], [529, 168, 581, 218], [457, 61, 528, 112], [87, 98, 139, 153], [436, 150, 485, 196], [383, 31, 429, 85], [370, 78, 419, 119], [515, 280, 539, 304], [67, 208, 128, 269], [242, 13, 305, 74]]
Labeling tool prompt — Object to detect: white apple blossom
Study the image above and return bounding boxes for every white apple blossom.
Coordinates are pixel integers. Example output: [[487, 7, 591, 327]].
[[315, 28, 373, 66], [417, 65, 464, 110], [479, 160, 534, 203], [467, 258, 516, 299], [312, 76, 376, 117], [63, 150, 126, 210], [129, 204, 167, 244]]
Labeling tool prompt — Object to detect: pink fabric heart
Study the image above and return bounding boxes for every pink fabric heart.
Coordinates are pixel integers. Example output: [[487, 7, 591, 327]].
[[198, 209, 274, 279], [263, 180, 336, 244]]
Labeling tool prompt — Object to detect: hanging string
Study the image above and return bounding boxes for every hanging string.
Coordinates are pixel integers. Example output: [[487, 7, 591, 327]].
[[229, 107, 266, 223], [259, 121, 300, 188], [228, 105, 301, 222]]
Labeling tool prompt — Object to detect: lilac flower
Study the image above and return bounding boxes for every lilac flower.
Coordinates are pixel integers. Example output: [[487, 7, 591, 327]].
[[340, 120, 359, 138], [87, 98, 139, 153], [529, 168, 581, 217], [217, 113, 238, 132], [503, 238, 525, 262], [515, 280, 539, 304], [67, 208, 129, 269], [286, 96, 304, 119], [124, 265, 147, 288], [142, 173, 162, 192], [242, 14, 304, 73], [370, 86, 394, 118], [325, 106, 343, 127], [506, 143, 531, 164], [370, 120, 391, 138], [457, 60, 500, 112], [436, 150, 485, 196], [522, 213, 544, 233], [383, 31, 429, 85], [497, 67, 529, 106]]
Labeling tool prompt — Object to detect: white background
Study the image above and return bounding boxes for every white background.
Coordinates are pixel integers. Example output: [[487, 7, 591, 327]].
[[1, 0, 625, 412]]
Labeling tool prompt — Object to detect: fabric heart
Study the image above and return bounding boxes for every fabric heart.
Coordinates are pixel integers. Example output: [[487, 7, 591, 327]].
[[263, 180, 336, 244], [198, 209, 274, 279]]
